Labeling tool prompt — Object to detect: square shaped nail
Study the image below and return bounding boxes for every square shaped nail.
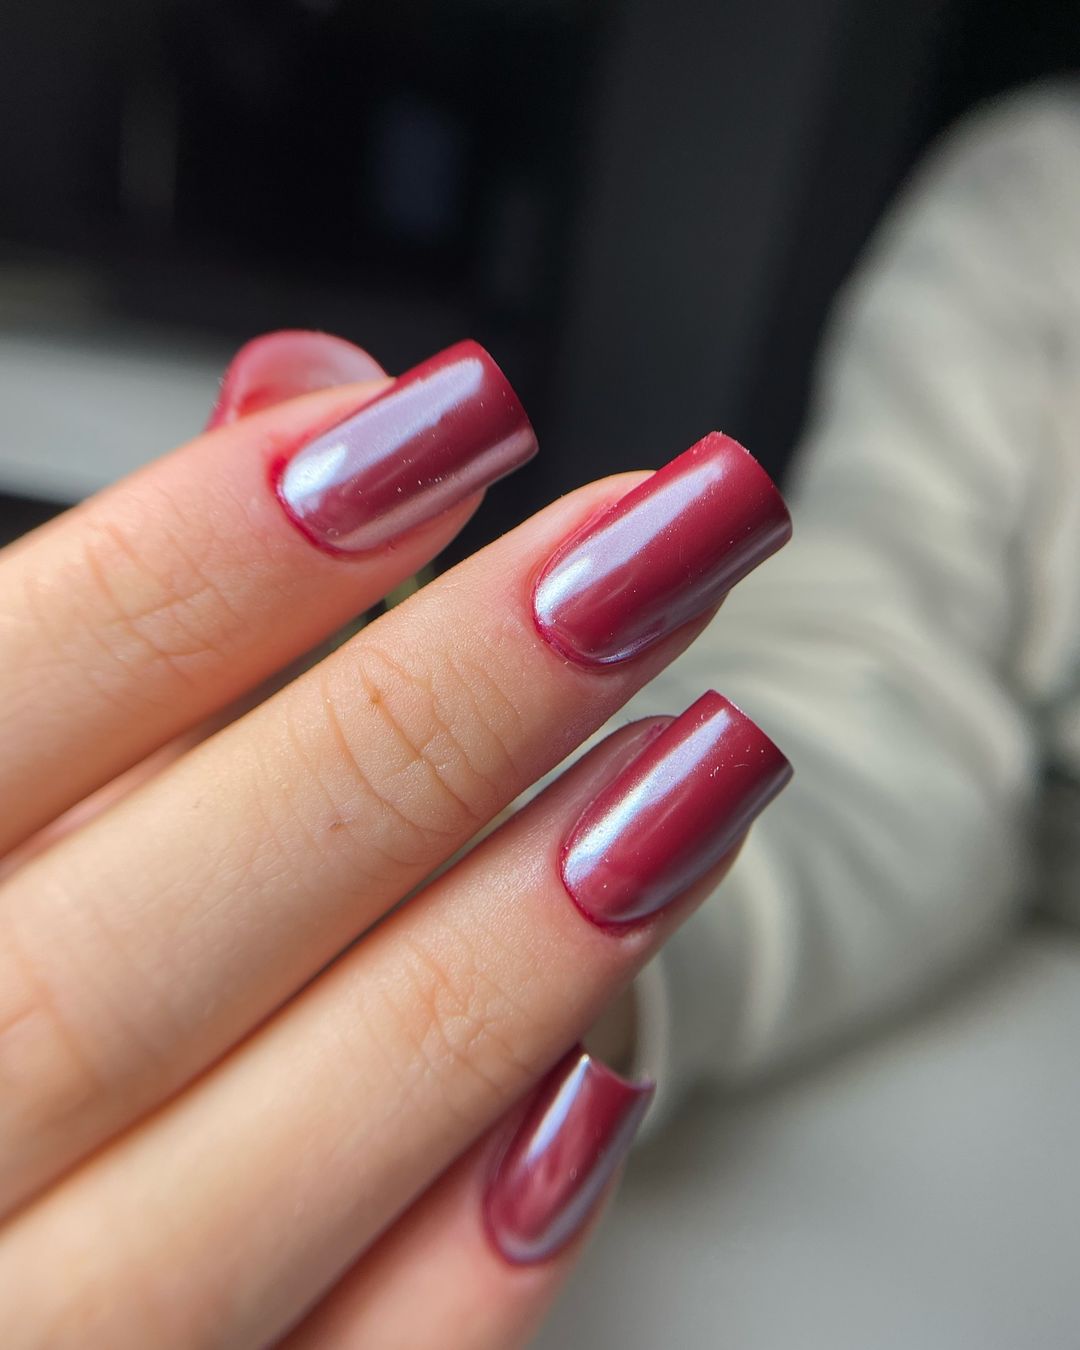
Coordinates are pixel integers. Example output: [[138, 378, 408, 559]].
[[277, 340, 537, 553], [561, 691, 792, 926], [533, 433, 791, 664]]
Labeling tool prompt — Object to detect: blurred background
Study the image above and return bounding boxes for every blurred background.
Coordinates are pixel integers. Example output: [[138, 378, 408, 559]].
[[3, 0, 1080, 553]]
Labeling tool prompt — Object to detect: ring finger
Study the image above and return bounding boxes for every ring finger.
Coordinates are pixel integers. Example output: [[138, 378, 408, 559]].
[[0, 701, 789, 1347]]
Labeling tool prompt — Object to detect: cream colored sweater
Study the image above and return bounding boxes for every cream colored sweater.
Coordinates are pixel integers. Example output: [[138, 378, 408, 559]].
[[625, 85, 1080, 1125]]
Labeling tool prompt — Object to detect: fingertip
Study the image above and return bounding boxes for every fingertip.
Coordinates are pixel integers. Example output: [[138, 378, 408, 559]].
[[207, 330, 388, 429]]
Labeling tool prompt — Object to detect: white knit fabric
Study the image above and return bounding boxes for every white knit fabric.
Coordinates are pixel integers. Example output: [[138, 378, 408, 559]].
[[625, 85, 1080, 1126]]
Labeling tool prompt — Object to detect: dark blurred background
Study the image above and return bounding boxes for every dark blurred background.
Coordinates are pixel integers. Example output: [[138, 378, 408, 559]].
[[1, 0, 1079, 554]]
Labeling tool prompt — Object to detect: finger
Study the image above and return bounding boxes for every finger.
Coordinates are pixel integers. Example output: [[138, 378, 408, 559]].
[[0, 437, 788, 1211], [205, 329, 386, 428], [0, 739, 193, 881], [0, 339, 534, 853], [0, 330, 386, 873], [283, 1112, 611, 1350], [0, 704, 788, 1346], [0, 673, 273, 880]]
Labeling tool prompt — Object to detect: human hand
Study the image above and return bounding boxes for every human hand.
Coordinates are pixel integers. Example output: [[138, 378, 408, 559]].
[[0, 332, 791, 1347]]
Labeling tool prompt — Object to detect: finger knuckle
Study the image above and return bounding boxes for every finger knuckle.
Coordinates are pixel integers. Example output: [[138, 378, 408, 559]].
[[70, 505, 244, 702], [385, 925, 537, 1126], [318, 637, 523, 855]]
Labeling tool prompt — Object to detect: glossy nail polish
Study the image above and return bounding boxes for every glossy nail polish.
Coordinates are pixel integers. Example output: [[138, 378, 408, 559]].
[[207, 329, 387, 429], [533, 432, 791, 665], [562, 691, 791, 927], [276, 340, 537, 553], [484, 1047, 654, 1265]]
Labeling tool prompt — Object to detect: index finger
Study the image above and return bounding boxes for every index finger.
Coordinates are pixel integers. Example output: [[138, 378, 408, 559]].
[[0, 341, 534, 854]]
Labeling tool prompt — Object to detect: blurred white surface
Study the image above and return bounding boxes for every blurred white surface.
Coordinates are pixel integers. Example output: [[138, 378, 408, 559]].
[[0, 328, 229, 500], [534, 927, 1080, 1350]]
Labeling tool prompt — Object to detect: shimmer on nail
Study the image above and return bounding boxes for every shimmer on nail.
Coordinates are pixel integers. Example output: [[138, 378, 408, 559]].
[[533, 433, 791, 665], [561, 691, 792, 927], [484, 1048, 654, 1265], [277, 340, 537, 553]]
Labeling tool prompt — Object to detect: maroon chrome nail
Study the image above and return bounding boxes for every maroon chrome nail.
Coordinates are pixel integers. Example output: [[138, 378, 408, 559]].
[[561, 691, 791, 927], [484, 1047, 654, 1265], [275, 340, 537, 553], [533, 433, 791, 665], [207, 329, 387, 429]]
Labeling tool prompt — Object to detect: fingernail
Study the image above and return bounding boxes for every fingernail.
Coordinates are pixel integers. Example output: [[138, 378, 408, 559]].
[[207, 329, 387, 429], [533, 433, 791, 665], [275, 340, 537, 553], [562, 691, 791, 927], [484, 1047, 654, 1265]]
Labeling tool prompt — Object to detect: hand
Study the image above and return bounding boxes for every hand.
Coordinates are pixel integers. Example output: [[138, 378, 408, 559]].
[[0, 333, 791, 1347]]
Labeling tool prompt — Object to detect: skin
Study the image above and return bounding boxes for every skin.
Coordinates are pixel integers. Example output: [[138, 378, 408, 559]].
[[0, 376, 735, 1347]]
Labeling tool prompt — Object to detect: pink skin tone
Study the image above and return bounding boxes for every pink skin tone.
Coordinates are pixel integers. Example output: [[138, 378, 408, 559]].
[[532, 432, 792, 665], [0, 316, 797, 1337], [274, 340, 537, 554]]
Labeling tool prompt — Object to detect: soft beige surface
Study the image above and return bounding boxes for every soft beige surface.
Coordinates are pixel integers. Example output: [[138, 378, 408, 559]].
[[534, 928, 1080, 1350]]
